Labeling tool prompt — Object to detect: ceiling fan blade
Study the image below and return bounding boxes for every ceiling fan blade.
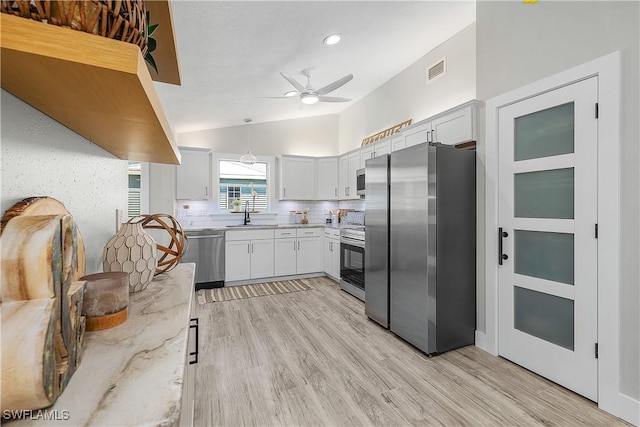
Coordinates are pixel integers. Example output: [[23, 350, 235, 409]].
[[318, 96, 351, 103], [260, 96, 297, 99], [280, 72, 306, 93], [316, 74, 353, 95]]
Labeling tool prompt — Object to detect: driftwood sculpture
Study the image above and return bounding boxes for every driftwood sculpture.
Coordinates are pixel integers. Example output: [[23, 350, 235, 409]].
[[1, 197, 86, 411]]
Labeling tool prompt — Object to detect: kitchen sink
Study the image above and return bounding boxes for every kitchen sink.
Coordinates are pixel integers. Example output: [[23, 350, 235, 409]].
[[225, 224, 278, 228]]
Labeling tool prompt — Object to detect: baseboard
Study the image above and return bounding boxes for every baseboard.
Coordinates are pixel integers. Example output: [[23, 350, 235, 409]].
[[474, 330, 487, 352], [224, 272, 325, 287], [600, 391, 640, 426]]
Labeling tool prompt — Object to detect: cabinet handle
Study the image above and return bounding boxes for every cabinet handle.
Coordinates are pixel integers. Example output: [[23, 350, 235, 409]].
[[329, 241, 332, 251], [297, 241, 300, 250], [189, 318, 199, 365], [335, 188, 338, 197], [293, 241, 296, 251], [283, 188, 286, 198], [251, 243, 254, 253], [248, 243, 251, 254]]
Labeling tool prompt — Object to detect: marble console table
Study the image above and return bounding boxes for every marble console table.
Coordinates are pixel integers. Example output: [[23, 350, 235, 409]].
[[8, 263, 195, 427]]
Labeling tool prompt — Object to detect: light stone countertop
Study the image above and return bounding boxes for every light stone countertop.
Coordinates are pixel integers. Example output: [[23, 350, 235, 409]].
[[184, 223, 332, 232], [9, 263, 195, 427]]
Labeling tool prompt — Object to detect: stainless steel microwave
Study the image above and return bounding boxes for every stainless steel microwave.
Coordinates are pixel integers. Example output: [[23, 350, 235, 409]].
[[356, 168, 365, 196]]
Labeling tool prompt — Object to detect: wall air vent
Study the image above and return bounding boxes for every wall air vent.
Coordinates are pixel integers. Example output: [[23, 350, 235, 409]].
[[427, 57, 446, 84]]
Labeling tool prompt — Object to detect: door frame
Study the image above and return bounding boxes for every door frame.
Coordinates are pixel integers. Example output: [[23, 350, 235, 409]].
[[482, 51, 635, 422]]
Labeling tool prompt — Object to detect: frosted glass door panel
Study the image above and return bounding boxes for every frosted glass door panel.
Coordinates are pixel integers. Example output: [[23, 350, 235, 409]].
[[514, 102, 574, 161], [515, 230, 574, 285], [514, 168, 574, 219], [514, 286, 574, 351]]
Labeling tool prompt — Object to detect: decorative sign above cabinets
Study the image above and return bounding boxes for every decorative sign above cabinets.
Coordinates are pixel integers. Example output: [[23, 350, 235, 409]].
[[361, 119, 412, 146]]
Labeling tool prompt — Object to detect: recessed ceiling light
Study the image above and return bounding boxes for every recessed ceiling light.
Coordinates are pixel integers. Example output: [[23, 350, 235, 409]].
[[284, 90, 298, 97], [323, 33, 342, 46]]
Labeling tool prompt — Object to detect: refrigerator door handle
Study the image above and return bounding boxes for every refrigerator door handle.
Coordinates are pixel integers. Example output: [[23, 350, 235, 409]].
[[498, 227, 509, 265]]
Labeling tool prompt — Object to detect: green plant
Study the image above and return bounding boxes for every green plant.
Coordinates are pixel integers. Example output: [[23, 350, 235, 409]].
[[145, 11, 159, 73], [232, 199, 242, 207]]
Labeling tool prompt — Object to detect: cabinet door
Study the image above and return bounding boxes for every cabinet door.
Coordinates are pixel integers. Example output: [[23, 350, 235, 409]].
[[316, 157, 338, 200], [431, 106, 474, 145], [297, 236, 323, 274], [391, 136, 405, 152], [280, 156, 316, 200], [330, 239, 341, 280], [324, 238, 340, 280], [225, 240, 251, 281], [176, 149, 210, 199], [274, 238, 297, 276], [375, 140, 391, 157], [360, 145, 375, 168], [348, 151, 361, 199], [338, 154, 349, 199], [250, 239, 274, 279], [403, 122, 431, 148]]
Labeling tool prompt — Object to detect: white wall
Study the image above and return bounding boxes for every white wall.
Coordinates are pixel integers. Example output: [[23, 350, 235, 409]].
[[177, 114, 339, 157], [476, 0, 639, 404], [338, 23, 476, 153], [1, 91, 128, 274]]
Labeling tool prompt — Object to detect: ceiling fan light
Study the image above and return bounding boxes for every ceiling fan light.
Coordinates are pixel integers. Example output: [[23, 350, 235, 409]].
[[323, 33, 342, 46], [301, 93, 319, 105], [283, 90, 298, 97]]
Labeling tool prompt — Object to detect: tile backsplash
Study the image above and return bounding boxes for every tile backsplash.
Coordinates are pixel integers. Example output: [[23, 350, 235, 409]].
[[175, 199, 365, 228]]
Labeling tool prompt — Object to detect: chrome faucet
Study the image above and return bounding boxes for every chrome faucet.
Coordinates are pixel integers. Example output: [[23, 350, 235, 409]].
[[244, 201, 251, 225]]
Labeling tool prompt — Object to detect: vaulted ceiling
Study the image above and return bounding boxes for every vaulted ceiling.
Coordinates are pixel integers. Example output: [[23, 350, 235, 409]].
[[154, 1, 476, 134]]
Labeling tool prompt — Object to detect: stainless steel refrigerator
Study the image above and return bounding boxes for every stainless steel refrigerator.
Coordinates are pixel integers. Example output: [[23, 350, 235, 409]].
[[365, 142, 476, 355]]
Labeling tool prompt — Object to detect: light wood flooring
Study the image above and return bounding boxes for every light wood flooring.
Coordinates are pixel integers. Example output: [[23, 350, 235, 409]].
[[193, 277, 628, 426]]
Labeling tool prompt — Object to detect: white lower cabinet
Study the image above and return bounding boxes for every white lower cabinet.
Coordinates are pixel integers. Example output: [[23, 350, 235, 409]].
[[274, 228, 323, 276], [179, 317, 198, 426], [297, 234, 323, 274], [323, 228, 340, 281], [274, 237, 297, 276], [225, 230, 275, 281]]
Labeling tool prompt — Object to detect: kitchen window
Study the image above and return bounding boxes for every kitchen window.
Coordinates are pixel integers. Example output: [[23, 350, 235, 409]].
[[217, 160, 269, 211], [128, 162, 141, 218]]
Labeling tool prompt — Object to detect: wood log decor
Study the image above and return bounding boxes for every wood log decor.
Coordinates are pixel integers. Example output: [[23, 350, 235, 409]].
[[1, 197, 86, 412]]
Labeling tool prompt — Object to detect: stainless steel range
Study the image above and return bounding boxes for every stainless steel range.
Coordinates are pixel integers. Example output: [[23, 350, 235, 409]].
[[340, 211, 365, 301]]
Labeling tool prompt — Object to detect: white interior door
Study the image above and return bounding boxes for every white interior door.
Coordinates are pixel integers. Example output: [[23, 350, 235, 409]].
[[498, 77, 598, 401]]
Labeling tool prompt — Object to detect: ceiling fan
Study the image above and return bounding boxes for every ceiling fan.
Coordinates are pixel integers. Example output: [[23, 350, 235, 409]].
[[265, 68, 353, 105]]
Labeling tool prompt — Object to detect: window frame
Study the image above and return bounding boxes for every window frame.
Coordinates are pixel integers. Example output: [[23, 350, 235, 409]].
[[211, 153, 276, 213]]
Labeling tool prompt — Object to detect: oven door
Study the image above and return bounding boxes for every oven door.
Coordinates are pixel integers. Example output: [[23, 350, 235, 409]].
[[340, 238, 365, 300]]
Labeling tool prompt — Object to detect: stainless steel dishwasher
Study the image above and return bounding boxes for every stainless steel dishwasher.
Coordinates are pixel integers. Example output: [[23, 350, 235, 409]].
[[183, 229, 225, 290]]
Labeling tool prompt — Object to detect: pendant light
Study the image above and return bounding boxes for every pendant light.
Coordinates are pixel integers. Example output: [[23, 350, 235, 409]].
[[239, 118, 257, 165]]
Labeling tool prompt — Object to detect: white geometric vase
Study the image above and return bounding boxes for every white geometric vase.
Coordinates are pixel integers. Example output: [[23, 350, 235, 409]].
[[103, 221, 158, 293]]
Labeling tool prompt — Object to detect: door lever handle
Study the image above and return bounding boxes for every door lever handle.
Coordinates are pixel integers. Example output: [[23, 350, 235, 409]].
[[499, 227, 509, 265]]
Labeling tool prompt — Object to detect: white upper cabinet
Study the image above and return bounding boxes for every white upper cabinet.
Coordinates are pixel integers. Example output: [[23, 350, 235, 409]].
[[316, 157, 338, 200], [176, 148, 211, 199], [403, 122, 431, 149], [339, 151, 361, 200], [431, 105, 476, 145], [391, 135, 405, 152], [278, 155, 317, 200], [375, 139, 392, 157], [360, 139, 392, 168], [360, 145, 375, 166]]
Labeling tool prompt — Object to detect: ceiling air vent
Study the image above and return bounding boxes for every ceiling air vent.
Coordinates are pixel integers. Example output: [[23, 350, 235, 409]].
[[427, 57, 446, 84]]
